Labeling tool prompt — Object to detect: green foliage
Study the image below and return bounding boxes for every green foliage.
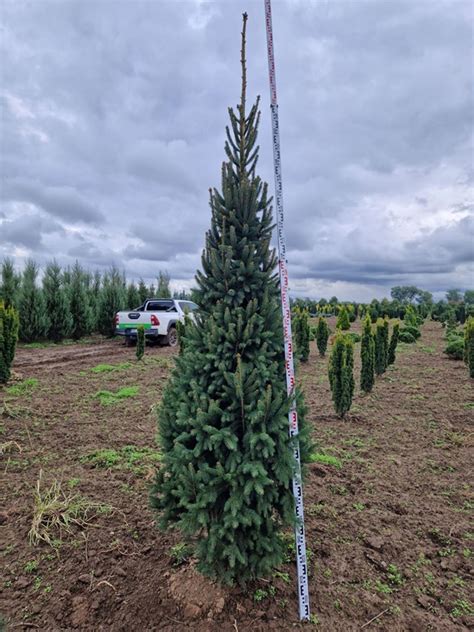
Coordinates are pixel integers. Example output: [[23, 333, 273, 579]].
[[90, 362, 131, 373], [464, 318, 474, 377], [43, 262, 71, 343], [387, 321, 399, 365], [94, 386, 139, 406], [1, 259, 20, 309], [18, 260, 48, 343], [176, 319, 186, 355], [316, 317, 330, 356], [157, 271, 171, 298], [69, 262, 92, 340], [97, 267, 126, 337], [401, 325, 420, 339], [293, 308, 310, 362], [126, 282, 140, 309], [328, 333, 355, 417], [80, 445, 162, 474], [346, 332, 361, 343], [398, 329, 416, 344], [6, 377, 38, 396], [170, 542, 193, 566], [336, 306, 350, 330], [444, 339, 463, 360], [0, 301, 19, 384], [404, 305, 421, 328], [308, 452, 342, 468], [136, 325, 145, 361], [360, 315, 375, 392], [138, 278, 148, 304], [374, 318, 387, 375], [151, 17, 310, 585]]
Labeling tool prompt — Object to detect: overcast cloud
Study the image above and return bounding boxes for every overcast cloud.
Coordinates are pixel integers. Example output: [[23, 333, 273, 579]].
[[1, 0, 473, 300]]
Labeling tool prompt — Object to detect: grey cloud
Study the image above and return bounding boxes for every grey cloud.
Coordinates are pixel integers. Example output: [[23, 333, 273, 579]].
[[1, 214, 64, 250]]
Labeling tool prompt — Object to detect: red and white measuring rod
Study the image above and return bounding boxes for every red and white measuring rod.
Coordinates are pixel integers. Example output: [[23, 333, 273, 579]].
[[264, 0, 310, 621]]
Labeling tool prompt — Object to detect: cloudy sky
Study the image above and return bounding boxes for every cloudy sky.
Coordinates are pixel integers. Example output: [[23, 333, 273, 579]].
[[1, 0, 473, 301]]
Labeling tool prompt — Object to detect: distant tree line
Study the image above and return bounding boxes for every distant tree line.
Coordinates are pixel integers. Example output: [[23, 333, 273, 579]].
[[0, 258, 194, 344]]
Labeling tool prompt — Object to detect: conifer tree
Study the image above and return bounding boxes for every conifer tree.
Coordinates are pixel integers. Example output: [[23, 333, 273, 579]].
[[151, 14, 309, 584], [316, 317, 329, 356], [328, 333, 354, 417], [374, 318, 387, 375], [1, 259, 20, 309], [43, 262, 71, 342], [148, 283, 156, 298], [387, 321, 400, 365], [98, 267, 126, 337], [294, 307, 310, 362], [138, 278, 148, 304], [360, 314, 375, 392], [69, 262, 91, 340], [157, 271, 171, 298], [127, 281, 140, 309], [18, 260, 48, 343], [336, 306, 350, 330], [465, 317, 474, 378], [87, 270, 102, 332], [0, 301, 19, 383], [136, 325, 145, 361], [383, 318, 390, 369]]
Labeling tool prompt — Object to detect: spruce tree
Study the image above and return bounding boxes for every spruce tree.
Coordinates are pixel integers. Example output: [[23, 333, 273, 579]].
[[387, 321, 400, 365], [374, 318, 387, 375], [316, 317, 329, 356], [138, 278, 148, 304], [328, 333, 354, 417], [69, 262, 91, 340], [294, 307, 310, 362], [98, 267, 126, 337], [150, 14, 309, 584], [383, 318, 390, 369], [336, 306, 350, 330], [360, 314, 375, 392], [43, 262, 71, 342], [127, 281, 140, 309], [18, 260, 48, 343], [157, 271, 171, 298], [136, 325, 145, 361], [464, 317, 474, 378], [0, 301, 19, 383], [1, 258, 20, 309]]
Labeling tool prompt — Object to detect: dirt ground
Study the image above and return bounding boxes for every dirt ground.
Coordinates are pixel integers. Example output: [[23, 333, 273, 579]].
[[1, 319, 472, 631]]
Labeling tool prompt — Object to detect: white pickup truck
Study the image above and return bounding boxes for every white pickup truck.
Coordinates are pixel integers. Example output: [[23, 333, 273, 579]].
[[115, 298, 198, 347]]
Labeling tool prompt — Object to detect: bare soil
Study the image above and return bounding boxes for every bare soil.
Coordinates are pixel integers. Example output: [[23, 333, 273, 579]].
[[1, 320, 472, 631]]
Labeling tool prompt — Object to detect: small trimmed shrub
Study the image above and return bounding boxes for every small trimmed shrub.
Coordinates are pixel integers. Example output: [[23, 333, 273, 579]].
[[328, 333, 354, 418], [387, 321, 400, 365], [398, 330, 416, 344], [444, 338, 464, 360], [402, 325, 421, 340], [336, 306, 350, 331], [294, 308, 310, 362], [0, 301, 20, 383], [465, 317, 474, 377], [374, 319, 387, 375], [136, 325, 145, 361], [346, 332, 361, 344], [316, 317, 330, 356]]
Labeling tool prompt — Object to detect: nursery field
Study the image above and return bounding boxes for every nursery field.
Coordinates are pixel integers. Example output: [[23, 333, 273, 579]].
[[1, 319, 472, 631]]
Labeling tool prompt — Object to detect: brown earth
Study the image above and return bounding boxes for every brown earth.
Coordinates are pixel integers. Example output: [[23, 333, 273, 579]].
[[0, 320, 472, 631]]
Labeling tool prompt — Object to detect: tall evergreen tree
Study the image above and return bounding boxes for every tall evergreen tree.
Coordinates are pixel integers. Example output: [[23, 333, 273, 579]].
[[0, 301, 19, 383], [336, 306, 350, 330], [387, 321, 400, 365], [374, 318, 387, 375], [18, 260, 48, 343], [138, 278, 148, 304], [127, 281, 140, 309], [360, 315, 375, 392], [151, 14, 309, 584], [464, 317, 474, 378], [97, 267, 126, 337], [328, 333, 354, 417], [157, 271, 171, 297], [1, 258, 20, 309], [316, 317, 330, 356], [43, 262, 71, 342], [293, 307, 310, 362], [69, 262, 91, 340]]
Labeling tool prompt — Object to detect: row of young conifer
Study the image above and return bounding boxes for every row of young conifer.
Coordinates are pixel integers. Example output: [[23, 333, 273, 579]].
[[0, 258, 179, 344]]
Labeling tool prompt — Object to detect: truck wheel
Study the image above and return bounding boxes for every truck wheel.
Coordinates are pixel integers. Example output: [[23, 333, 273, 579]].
[[167, 327, 178, 347]]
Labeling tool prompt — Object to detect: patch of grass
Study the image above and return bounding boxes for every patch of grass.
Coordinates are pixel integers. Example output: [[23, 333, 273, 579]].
[[6, 378, 39, 397], [374, 580, 392, 594], [386, 563, 404, 586], [94, 385, 139, 405], [352, 502, 365, 512], [29, 472, 114, 550], [169, 542, 193, 566], [451, 599, 474, 618], [253, 585, 276, 602], [309, 452, 342, 468], [24, 560, 39, 573], [80, 445, 162, 475], [90, 362, 132, 374]]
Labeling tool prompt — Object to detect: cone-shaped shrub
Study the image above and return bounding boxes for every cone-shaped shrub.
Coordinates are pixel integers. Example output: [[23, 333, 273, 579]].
[[127, 282, 140, 309], [43, 262, 71, 342], [136, 325, 145, 361], [0, 301, 19, 383], [18, 260, 48, 343], [316, 317, 330, 356], [328, 333, 354, 417], [336, 306, 350, 330], [360, 315, 375, 392], [383, 318, 390, 369], [138, 278, 148, 304], [69, 262, 91, 340], [374, 318, 387, 375], [98, 267, 126, 337], [1, 259, 19, 309], [387, 321, 400, 365], [294, 308, 310, 362], [465, 317, 474, 377], [150, 15, 309, 585]]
